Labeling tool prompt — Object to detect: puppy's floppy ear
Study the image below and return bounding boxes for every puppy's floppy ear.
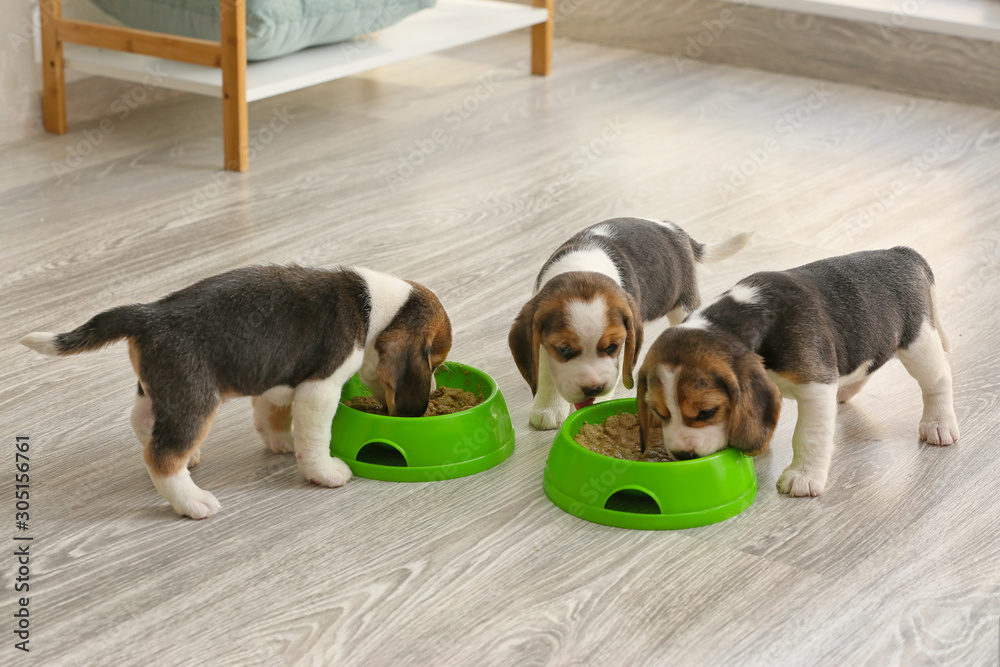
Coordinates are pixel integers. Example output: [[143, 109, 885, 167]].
[[376, 330, 432, 417], [636, 370, 651, 453], [724, 352, 781, 455], [621, 293, 643, 390], [508, 297, 542, 395]]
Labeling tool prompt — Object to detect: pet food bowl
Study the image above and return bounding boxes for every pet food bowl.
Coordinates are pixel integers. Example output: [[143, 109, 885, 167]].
[[330, 361, 514, 482], [543, 399, 756, 529]]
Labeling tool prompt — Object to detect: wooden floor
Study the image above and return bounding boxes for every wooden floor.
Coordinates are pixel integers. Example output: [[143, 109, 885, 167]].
[[2, 33, 1000, 665]]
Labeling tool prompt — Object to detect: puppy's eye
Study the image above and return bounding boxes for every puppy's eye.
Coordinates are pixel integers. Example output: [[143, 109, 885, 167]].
[[653, 408, 669, 421], [555, 346, 577, 361], [604, 343, 618, 356], [695, 407, 718, 421]]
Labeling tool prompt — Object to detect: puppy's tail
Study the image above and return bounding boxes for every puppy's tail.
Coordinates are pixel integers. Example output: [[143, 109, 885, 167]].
[[20, 304, 147, 356], [695, 232, 753, 264], [930, 283, 952, 353], [902, 246, 951, 354]]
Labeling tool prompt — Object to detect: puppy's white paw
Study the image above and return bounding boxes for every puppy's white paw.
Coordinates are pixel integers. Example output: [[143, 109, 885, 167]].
[[173, 488, 221, 520], [300, 456, 353, 488], [530, 404, 569, 430], [777, 467, 827, 497], [920, 418, 959, 446], [262, 432, 295, 454], [187, 447, 201, 468]]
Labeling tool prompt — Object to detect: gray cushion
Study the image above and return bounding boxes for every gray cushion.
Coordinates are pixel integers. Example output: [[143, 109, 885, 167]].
[[90, 0, 437, 61]]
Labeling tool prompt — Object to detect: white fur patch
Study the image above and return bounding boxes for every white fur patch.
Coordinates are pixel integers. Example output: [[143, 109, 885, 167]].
[[537, 248, 622, 291], [293, 347, 363, 486], [352, 267, 413, 345], [838, 362, 872, 387], [566, 298, 607, 346], [148, 467, 221, 520], [897, 320, 959, 445], [546, 297, 620, 404], [677, 311, 709, 329], [20, 332, 59, 356], [776, 381, 838, 497], [638, 217, 679, 232], [589, 224, 613, 237], [260, 385, 294, 406], [727, 284, 759, 305], [530, 353, 571, 430]]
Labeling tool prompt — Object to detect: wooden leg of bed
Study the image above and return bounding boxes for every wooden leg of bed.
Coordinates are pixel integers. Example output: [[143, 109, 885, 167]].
[[41, 0, 67, 133], [220, 0, 248, 171], [531, 0, 553, 76]]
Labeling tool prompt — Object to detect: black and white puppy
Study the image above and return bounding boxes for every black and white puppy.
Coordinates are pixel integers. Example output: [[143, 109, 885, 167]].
[[636, 247, 959, 496], [509, 217, 750, 430], [19, 265, 452, 519]]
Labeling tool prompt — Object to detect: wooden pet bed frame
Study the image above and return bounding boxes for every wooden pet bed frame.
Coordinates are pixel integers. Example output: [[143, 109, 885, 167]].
[[40, 0, 554, 171]]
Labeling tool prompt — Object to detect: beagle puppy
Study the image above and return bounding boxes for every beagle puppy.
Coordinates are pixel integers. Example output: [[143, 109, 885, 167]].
[[509, 217, 750, 430], [636, 246, 959, 496], [19, 265, 452, 519]]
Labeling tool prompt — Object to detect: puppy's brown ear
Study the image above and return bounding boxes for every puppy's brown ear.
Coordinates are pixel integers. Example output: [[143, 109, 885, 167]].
[[725, 352, 781, 455], [508, 297, 542, 395], [636, 370, 650, 453], [376, 331, 432, 417], [621, 294, 643, 390]]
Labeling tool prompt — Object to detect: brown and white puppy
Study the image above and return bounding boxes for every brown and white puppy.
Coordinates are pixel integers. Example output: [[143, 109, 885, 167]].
[[19, 265, 451, 519], [509, 217, 750, 430], [636, 247, 959, 496]]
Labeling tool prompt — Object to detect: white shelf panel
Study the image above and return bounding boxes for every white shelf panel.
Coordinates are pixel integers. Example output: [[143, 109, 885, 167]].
[[64, 0, 549, 102], [721, 0, 1000, 41]]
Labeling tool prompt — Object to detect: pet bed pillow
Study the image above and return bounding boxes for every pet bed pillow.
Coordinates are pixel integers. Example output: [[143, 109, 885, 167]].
[[90, 0, 437, 61]]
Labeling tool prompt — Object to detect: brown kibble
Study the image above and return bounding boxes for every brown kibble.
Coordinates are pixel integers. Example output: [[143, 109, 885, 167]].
[[343, 386, 483, 417], [342, 396, 386, 414], [573, 412, 671, 462]]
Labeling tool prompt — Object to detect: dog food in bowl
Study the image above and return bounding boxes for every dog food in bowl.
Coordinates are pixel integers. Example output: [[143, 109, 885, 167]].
[[331, 362, 514, 482], [573, 412, 671, 461], [544, 399, 757, 529], [343, 386, 483, 417]]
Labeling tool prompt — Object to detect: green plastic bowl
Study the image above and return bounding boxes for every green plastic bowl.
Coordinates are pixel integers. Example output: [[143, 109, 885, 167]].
[[331, 361, 514, 482], [543, 398, 756, 529]]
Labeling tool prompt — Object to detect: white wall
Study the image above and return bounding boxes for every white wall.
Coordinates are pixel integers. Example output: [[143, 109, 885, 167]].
[[2, 0, 43, 144], [0, 0, 116, 145]]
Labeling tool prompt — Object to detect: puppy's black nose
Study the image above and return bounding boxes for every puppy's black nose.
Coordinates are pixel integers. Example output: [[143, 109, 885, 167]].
[[672, 451, 697, 461], [582, 385, 605, 397]]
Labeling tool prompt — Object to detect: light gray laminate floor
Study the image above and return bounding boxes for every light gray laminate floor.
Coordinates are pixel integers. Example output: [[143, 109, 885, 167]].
[[2, 33, 999, 665]]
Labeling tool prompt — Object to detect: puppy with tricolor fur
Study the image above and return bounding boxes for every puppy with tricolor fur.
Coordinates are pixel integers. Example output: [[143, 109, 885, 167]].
[[508, 217, 751, 430], [19, 265, 452, 519], [636, 246, 959, 496]]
